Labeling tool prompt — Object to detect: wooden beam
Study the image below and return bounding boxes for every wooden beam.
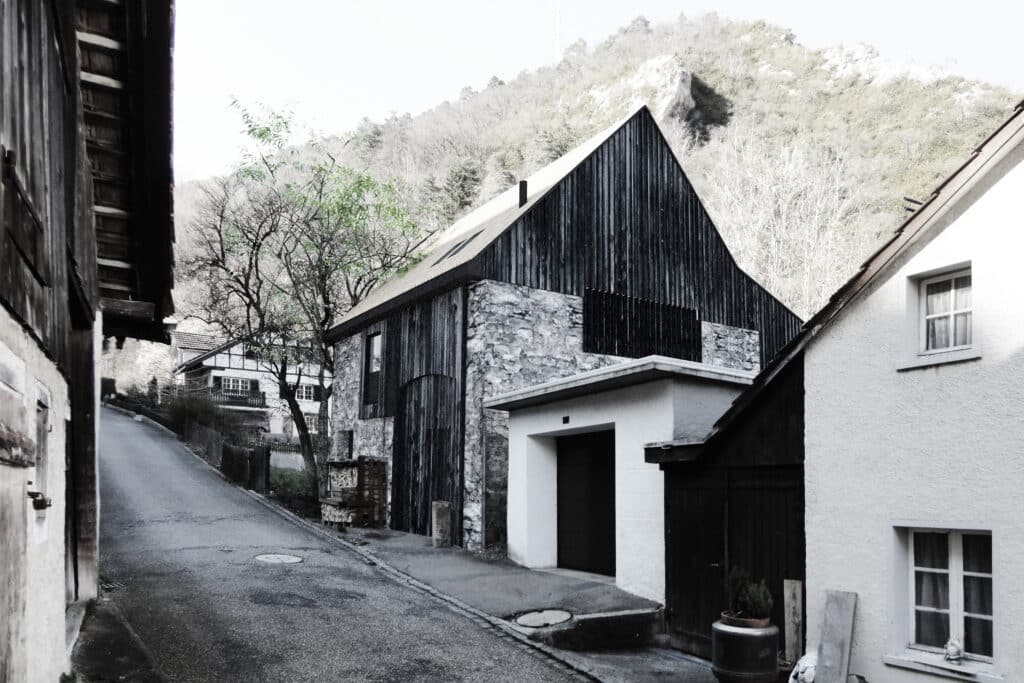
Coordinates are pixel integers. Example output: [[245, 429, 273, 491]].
[[100, 297, 154, 320]]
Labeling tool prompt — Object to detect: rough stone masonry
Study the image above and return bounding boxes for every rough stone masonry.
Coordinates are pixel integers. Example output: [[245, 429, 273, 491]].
[[332, 279, 760, 550]]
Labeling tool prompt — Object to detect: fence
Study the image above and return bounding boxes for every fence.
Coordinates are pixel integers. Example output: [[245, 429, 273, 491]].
[[183, 420, 269, 492]]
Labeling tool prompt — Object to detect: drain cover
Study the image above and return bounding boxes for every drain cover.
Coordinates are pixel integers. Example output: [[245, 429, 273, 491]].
[[254, 553, 303, 564], [515, 609, 572, 628]]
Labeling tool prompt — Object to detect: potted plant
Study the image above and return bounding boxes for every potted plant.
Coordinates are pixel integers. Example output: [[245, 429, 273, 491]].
[[711, 568, 779, 683]]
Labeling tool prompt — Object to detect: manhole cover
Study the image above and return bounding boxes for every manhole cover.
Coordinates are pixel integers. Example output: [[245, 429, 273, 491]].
[[254, 553, 303, 564], [515, 609, 572, 628]]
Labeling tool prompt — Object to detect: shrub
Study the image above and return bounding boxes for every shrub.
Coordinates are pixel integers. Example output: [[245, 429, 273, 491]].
[[727, 567, 774, 620], [270, 467, 315, 498]]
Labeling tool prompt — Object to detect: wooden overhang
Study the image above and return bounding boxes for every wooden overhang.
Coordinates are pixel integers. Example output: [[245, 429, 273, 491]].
[[642, 440, 704, 464], [483, 355, 753, 412], [644, 98, 1024, 468], [77, 0, 175, 342]]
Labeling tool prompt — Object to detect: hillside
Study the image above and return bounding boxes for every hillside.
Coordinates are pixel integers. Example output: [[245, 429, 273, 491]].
[[109, 13, 1020, 390]]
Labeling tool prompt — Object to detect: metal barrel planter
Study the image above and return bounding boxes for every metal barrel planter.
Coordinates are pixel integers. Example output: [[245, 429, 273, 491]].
[[711, 619, 779, 683]]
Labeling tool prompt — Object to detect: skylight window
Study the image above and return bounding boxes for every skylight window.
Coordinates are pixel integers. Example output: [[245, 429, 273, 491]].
[[433, 231, 482, 266]]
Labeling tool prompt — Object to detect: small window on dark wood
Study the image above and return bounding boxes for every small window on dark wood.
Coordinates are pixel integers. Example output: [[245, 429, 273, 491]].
[[363, 333, 382, 404], [583, 289, 701, 361]]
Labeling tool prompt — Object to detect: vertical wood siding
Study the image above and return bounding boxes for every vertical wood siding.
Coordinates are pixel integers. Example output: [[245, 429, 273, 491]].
[[479, 109, 802, 366], [0, 0, 92, 370], [363, 288, 466, 544], [582, 288, 701, 360], [663, 356, 805, 657]]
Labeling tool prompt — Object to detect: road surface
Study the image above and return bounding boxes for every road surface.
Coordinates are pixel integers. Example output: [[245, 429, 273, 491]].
[[98, 408, 575, 682]]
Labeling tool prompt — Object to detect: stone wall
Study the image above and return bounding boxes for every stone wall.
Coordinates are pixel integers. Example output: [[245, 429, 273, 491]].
[[701, 321, 761, 373], [332, 281, 763, 549], [331, 334, 393, 519], [464, 280, 626, 549]]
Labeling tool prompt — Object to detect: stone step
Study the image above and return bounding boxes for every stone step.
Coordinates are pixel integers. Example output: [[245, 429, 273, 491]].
[[523, 607, 665, 651]]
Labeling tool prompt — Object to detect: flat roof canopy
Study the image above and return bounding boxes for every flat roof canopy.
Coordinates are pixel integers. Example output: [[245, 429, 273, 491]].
[[483, 355, 754, 412]]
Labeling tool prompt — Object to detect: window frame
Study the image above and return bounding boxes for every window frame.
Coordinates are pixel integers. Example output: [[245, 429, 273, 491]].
[[295, 384, 316, 402], [362, 331, 382, 406], [908, 529, 993, 663], [918, 269, 972, 355], [220, 376, 250, 396]]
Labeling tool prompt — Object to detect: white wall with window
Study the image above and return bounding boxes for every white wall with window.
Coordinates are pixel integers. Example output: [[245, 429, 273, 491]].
[[804, 147, 1024, 682]]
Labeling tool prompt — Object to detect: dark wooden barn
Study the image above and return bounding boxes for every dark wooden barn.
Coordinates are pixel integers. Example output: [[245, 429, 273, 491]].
[[646, 354, 806, 659], [0, 1, 174, 678], [327, 106, 802, 549]]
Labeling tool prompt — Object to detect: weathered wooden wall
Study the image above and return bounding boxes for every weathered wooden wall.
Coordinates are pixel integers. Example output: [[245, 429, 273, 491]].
[[363, 288, 466, 543], [662, 356, 805, 658], [583, 288, 701, 360], [480, 108, 802, 366], [1, 0, 94, 368]]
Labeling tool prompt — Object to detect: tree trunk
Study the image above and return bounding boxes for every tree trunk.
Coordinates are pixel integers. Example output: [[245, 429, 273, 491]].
[[315, 367, 332, 498], [278, 370, 317, 493]]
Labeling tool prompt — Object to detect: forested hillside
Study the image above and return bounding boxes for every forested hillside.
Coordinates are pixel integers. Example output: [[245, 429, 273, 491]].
[[108, 13, 1019, 390]]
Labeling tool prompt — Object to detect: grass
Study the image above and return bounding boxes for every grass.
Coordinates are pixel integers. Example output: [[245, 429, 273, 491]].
[[269, 467, 321, 520]]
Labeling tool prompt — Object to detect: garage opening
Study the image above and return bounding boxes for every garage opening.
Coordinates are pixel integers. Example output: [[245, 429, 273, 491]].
[[556, 430, 615, 576]]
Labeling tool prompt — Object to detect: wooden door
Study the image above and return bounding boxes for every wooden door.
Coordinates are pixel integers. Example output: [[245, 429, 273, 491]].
[[556, 431, 615, 576], [391, 374, 461, 543], [665, 470, 726, 658]]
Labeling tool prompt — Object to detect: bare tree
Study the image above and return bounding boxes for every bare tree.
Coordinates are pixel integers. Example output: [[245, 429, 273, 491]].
[[185, 106, 428, 495]]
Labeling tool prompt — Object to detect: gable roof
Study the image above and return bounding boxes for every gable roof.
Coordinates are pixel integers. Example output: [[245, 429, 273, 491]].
[[171, 331, 221, 351], [686, 98, 1024, 453], [174, 336, 242, 374], [324, 106, 656, 343]]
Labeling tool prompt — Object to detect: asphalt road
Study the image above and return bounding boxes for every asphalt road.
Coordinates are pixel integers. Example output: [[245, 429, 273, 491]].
[[98, 408, 576, 682]]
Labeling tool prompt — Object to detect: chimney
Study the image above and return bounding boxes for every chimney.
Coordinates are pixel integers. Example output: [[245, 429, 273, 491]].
[[518, 180, 528, 208]]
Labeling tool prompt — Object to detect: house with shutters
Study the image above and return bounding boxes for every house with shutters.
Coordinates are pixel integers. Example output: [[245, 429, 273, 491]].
[[174, 337, 331, 439], [0, 2, 174, 680], [325, 105, 803, 551]]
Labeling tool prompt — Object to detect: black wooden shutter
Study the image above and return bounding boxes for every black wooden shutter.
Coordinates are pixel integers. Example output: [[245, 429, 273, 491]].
[[249, 379, 259, 393], [313, 385, 323, 402], [212, 376, 222, 389]]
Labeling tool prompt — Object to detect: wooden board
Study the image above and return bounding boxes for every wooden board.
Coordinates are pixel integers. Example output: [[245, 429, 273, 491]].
[[816, 590, 858, 683]]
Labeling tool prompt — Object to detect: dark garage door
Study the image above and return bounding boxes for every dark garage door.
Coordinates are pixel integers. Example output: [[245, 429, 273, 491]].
[[557, 431, 615, 576]]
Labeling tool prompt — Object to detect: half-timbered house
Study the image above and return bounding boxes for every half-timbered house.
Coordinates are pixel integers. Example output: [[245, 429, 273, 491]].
[[0, 2, 174, 679], [326, 106, 802, 550], [173, 336, 331, 440]]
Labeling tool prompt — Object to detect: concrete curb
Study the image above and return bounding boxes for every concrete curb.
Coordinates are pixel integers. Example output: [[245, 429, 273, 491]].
[[241, 489, 603, 682], [136, 414, 177, 438], [102, 402, 136, 418], [101, 403, 178, 438], [117, 410, 601, 680]]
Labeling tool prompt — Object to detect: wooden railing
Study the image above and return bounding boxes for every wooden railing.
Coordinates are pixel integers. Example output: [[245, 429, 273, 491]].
[[172, 386, 267, 408]]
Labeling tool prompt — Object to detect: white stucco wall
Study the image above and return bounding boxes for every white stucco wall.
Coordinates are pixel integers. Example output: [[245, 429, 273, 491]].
[[506, 375, 743, 603], [804, 153, 1024, 681], [0, 305, 72, 682]]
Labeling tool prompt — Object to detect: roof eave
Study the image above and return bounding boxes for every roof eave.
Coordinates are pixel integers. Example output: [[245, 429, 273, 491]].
[[324, 259, 483, 343]]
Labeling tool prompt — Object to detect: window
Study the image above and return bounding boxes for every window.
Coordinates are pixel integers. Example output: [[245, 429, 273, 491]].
[[363, 332, 382, 404], [221, 377, 250, 396], [303, 413, 319, 432], [296, 384, 316, 402], [920, 271, 972, 353], [910, 530, 993, 659]]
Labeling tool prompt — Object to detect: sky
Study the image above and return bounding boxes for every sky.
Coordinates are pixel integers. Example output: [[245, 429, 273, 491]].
[[174, 0, 1024, 183]]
